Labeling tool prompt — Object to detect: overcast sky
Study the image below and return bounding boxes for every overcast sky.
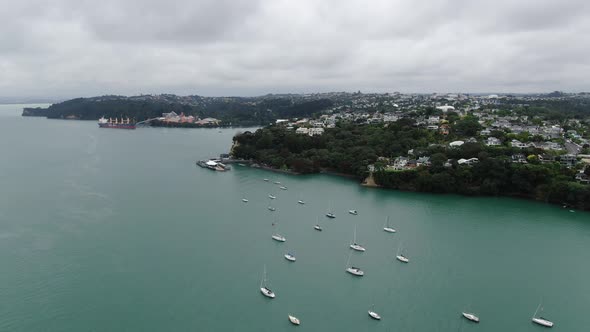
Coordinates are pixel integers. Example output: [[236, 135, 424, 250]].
[[1, 0, 589, 98]]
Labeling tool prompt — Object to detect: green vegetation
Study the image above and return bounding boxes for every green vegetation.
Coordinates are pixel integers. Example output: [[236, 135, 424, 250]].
[[232, 124, 590, 211], [23, 95, 333, 126]]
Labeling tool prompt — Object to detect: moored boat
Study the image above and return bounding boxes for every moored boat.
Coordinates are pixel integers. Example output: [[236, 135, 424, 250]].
[[284, 252, 296, 262], [462, 312, 480, 323], [532, 302, 554, 327], [260, 265, 275, 299], [288, 315, 300, 325], [348, 209, 358, 215]]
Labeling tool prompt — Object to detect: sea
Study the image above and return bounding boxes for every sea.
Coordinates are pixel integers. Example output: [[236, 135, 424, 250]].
[[0, 104, 589, 331]]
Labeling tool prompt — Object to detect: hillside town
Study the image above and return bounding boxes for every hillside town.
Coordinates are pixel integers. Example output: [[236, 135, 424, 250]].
[[270, 92, 590, 184]]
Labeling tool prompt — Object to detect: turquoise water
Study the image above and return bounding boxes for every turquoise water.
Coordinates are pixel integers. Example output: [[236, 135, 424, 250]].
[[0, 104, 589, 331]]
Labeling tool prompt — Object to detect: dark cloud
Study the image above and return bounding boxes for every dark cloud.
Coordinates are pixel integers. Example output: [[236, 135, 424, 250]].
[[0, 0, 588, 98]]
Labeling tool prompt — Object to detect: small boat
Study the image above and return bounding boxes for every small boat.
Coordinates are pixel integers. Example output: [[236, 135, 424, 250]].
[[569, 210, 575, 213], [274, 181, 281, 185], [272, 234, 286, 242], [326, 203, 336, 218], [288, 315, 300, 325], [268, 194, 276, 199], [264, 178, 269, 182], [279, 186, 287, 190], [462, 312, 480, 323], [348, 209, 358, 215], [284, 252, 296, 262], [396, 243, 409, 263], [314, 225, 322, 231], [345, 252, 364, 276], [260, 265, 276, 299], [298, 200, 305, 205], [368, 305, 381, 320], [268, 206, 276, 211], [242, 198, 249, 203], [532, 302, 554, 327], [383, 216, 396, 233], [349, 226, 366, 252]]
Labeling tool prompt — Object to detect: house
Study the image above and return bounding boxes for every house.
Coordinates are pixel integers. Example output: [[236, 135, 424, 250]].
[[560, 154, 577, 167], [575, 171, 589, 184], [295, 127, 309, 135], [511, 139, 527, 149], [449, 140, 464, 148], [511, 154, 527, 163], [480, 129, 491, 136], [416, 156, 431, 167], [308, 128, 325, 136], [538, 154, 555, 163], [458, 158, 479, 165], [392, 157, 409, 170], [486, 137, 501, 146]]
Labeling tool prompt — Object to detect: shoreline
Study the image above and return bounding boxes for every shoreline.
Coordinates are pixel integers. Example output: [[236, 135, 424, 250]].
[[228, 160, 587, 212]]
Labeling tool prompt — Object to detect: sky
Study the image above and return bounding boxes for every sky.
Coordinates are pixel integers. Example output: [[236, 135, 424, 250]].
[[1, 0, 589, 99]]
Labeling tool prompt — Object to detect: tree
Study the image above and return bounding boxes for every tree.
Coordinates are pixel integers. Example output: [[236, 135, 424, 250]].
[[454, 116, 482, 136]]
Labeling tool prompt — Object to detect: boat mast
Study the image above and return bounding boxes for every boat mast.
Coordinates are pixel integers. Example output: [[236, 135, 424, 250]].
[[532, 302, 542, 318]]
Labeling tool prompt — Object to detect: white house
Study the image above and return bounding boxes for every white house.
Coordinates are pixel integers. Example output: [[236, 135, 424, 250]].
[[486, 137, 501, 146]]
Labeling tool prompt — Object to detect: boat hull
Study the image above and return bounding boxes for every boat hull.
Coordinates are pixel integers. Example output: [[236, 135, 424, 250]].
[[396, 255, 409, 263], [346, 268, 364, 276], [288, 315, 300, 325], [368, 311, 381, 320], [260, 287, 275, 298], [532, 318, 554, 327], [98, 123, 136, 129], [462, 312, 480, 323]]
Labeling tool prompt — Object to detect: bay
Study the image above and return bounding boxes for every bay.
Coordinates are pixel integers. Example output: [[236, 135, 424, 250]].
[[0, 104, 589, 331]]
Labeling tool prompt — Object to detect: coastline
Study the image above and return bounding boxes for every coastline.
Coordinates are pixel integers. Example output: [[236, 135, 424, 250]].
[[228, 160, 587, 212]]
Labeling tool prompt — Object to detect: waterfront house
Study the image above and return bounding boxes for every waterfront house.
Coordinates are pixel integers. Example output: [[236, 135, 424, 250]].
[[486, 137, 501, 146]]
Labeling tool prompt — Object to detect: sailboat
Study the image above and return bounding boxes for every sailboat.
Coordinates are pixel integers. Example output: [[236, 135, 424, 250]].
[[383, 216, 396, 233], [396, 243, 409, 263], [284, 252, 296, 262], [532, 302, 554, 327], [348, 209, 358, 215], [242, 198, 249, 203], [259, 265, 275, 298], [297, 194, 305, 205], [462, 312, 480, 323], [288, 315, 301, 325], [268, 194, 276, 199], [263, 178, 269, 182], [271, 219, 286, 242], [368, 304, 381, 320], [279, 186, 287, 190], [314, 216, 322, 231], [345, 252, 364, 276], [349, 226, 366, 252], [268, 198, 276, 211], [326, 204, 336, 219]]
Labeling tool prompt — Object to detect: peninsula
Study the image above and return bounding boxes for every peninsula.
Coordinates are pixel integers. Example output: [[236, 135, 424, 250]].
[[231, 91, 590, 211]]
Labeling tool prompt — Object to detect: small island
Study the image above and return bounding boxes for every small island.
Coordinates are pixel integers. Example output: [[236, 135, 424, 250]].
[[231, 92, 590, 211]]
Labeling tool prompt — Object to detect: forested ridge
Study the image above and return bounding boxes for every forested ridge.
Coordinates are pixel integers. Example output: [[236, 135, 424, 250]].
[[232, 123, 590, 210]]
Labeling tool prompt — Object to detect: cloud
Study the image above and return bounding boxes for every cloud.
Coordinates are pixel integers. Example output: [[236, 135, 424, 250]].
[[0, 0, 589, 98]]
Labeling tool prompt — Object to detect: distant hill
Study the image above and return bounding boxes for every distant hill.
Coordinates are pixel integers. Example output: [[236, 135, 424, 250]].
[[22, 94, 333, 126]]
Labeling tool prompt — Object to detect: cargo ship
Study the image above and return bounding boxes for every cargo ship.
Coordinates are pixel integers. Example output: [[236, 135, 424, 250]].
[[98, 116, 136, 129]]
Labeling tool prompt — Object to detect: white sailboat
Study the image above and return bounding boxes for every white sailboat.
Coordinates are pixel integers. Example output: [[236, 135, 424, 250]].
[[284, 252, 296, 262], [288, 315, 300, 325], [462, 312, 480, 323], [383, 216, 396, 233], [532, 302, 554, 327], [297, 194, 305, 205], [271, 219, 286, 242], [263, 178, 269, 182], [242, 198, 249, 203], [313, 216, 322, 231], [348, 209, 358, 215], [396, 243, 409, 263], [259, 265, 275, 298], [326, 203, 336, 218], [268, 194, 276, 199], [279, 186, 287, 190], [368, 304, 381, 320], [345, 252, 364, 276], [349, 226, 366, 252]]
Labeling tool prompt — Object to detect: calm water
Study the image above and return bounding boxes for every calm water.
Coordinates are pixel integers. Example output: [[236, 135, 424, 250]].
[[0, 104, 589, 331]]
